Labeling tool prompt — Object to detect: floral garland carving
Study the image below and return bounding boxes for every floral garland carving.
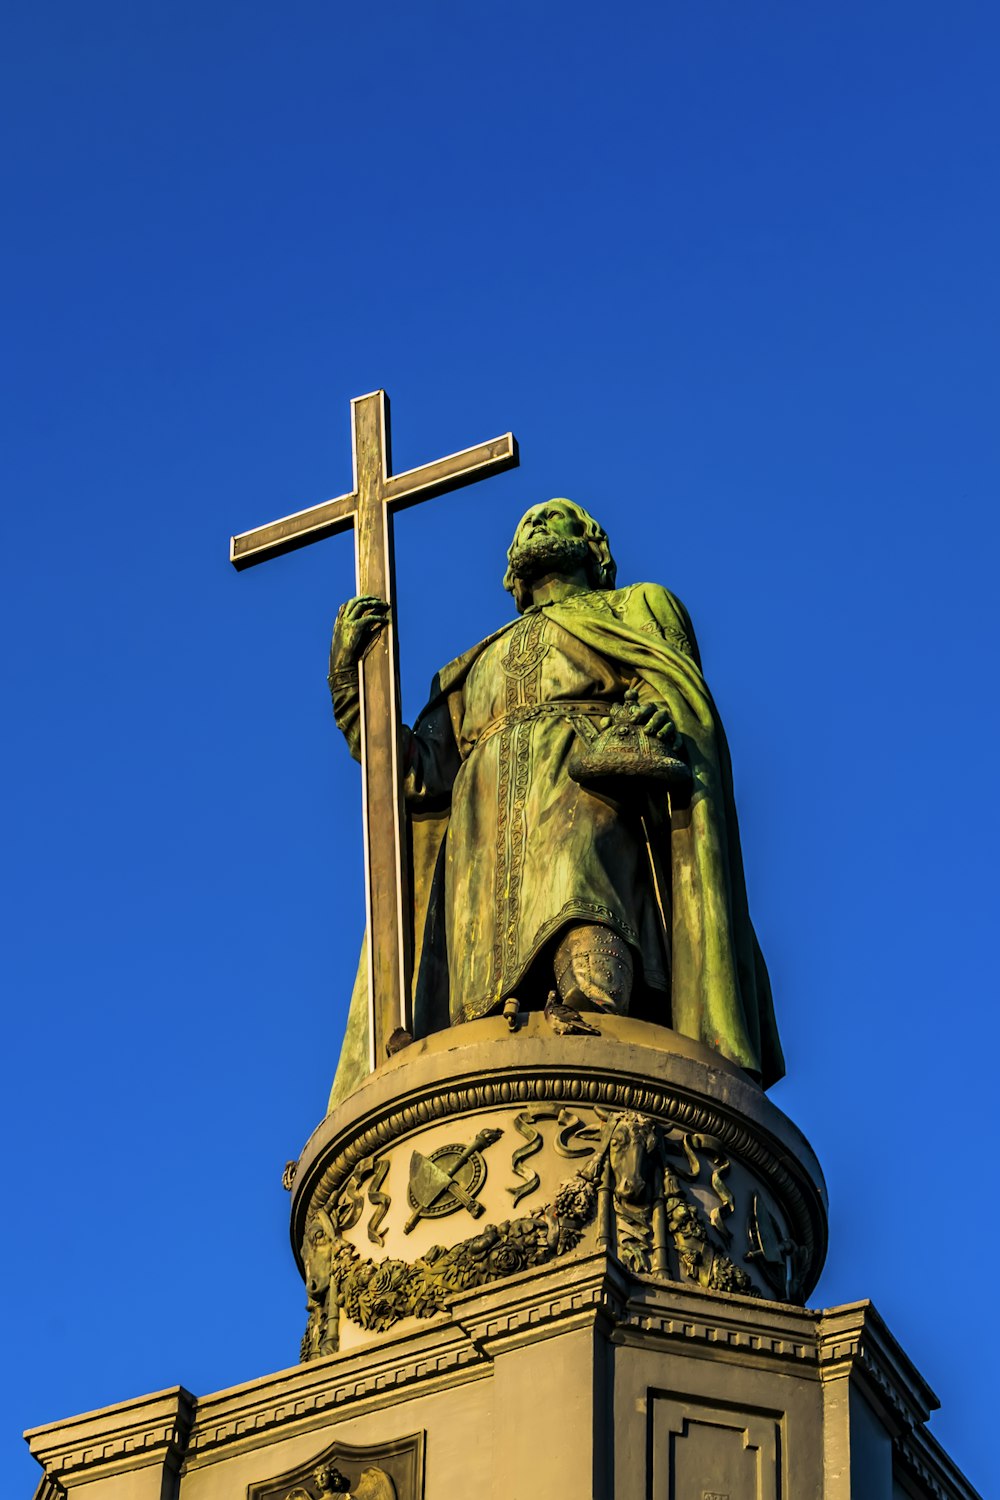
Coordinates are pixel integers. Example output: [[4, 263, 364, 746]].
[[295, 1071, 825, 1292], [300, 1111, 756, 1360]]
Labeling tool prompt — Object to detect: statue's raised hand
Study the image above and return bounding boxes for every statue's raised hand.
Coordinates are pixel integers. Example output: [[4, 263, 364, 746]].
[[329, 595, 390, 676]]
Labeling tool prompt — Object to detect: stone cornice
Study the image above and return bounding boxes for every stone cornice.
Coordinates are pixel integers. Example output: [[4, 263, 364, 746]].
[[182, 1323, 487, 1471], [818, 1304, 982, 1499], [24, 1386, 195, 1488], [184, 1256, 627, 1470], [37, 1261, 825, 1485], [894, 1422, 984, 1500], [24, 1283, 979, 1496], [184, 1260, 824, 1469], [451, 1250, 627, 1352], [818, 1301, 938, 1436], [619, 1278, 819, 1368], [29, 1478, 65, 1500]]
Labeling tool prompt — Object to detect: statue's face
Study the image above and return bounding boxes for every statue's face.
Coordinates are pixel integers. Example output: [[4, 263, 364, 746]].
[[513, 500, 589, 550], [504, 498, 612, 610], [507, 500, 594, 592]]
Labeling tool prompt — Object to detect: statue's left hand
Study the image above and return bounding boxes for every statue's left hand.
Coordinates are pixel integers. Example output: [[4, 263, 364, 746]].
[[624, 686, 678, 745]]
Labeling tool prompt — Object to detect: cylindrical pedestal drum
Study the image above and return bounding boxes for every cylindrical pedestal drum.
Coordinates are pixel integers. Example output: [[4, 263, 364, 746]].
[[289, 1015, 827, 1360]]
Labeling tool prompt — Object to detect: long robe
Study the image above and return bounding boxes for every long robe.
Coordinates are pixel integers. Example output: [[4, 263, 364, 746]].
[[329, 583, 784, 1105]]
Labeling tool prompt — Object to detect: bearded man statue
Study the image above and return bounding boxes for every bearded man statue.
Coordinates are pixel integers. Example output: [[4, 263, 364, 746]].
[[327, 499, 784, 1104]]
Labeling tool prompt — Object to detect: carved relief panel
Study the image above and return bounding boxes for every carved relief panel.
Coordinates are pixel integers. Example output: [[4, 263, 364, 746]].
[[297, 1096, 810, 1359], [649, 1395, 782, 1500], [248, 1431, 423, 1500]]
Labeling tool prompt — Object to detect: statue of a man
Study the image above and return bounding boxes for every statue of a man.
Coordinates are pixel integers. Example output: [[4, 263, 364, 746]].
[[327, 500, 783, 1102]]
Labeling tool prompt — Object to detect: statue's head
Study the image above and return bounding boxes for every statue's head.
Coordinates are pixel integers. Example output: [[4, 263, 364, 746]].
[[313, 1462, 352, 1494], [503, 499, 617, 613]]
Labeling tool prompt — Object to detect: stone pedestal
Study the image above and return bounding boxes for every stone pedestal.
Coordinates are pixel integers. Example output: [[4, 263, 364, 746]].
[[290, 1014, 828, 1363], [25, 1270, 979, 1498], [24, 1019, 980, 1498]]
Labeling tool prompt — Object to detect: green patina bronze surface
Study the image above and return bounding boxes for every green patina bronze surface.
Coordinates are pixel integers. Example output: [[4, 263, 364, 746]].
[[329, 500, 783, 1104]]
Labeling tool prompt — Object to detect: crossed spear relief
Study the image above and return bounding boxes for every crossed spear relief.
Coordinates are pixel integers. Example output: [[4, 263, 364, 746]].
[[326, 1113, 599, 1244], [403, 1127, 503, 1234]]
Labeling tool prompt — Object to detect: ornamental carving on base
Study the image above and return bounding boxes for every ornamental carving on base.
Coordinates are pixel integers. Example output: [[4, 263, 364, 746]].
[[300, 1108, 765, 1359], [297, 1053, 826, 1284], [248, 1433, 423, 1500]]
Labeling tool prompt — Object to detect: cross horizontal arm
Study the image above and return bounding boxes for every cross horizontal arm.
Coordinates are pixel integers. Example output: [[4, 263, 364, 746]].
[[383, 433, 519, 511], [230, 490, 358, 571]]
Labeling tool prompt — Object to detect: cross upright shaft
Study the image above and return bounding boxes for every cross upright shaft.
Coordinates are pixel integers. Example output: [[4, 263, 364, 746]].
[[231, 391, 519, 1073]]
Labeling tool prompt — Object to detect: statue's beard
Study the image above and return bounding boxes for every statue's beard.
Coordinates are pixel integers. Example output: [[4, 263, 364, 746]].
[[507, 533, 591, 583]]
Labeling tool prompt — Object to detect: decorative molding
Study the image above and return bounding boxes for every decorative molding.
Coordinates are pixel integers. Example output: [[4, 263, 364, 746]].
[[295, 1066, 826, 1300], [184, 1336, 483, 1467], [29, 1278, 979, 1498], [186, 1259, 827, 1471], [813, 1301, 983, 1496], [622, 1310, 815, 1363], [894, 1425, 985, 1500], [25, 1387, 195, 1485], [818, 1301, 937, 1435], [649, 1393, 781, 1500], [186, 1259, 629, 1466], [30, 1478, 65, 1500]]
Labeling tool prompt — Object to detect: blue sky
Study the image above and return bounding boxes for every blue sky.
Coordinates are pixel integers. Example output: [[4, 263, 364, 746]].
[[3, 2, 998, 1493]]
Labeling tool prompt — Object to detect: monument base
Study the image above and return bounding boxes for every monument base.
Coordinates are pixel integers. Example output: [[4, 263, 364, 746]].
[[290, 1013, 830, 1358], [25, 1258, 979, 1499]]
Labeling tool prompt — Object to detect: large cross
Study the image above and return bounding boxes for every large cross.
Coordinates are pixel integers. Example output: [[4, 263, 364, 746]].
[[230, 391, 519, 1072]]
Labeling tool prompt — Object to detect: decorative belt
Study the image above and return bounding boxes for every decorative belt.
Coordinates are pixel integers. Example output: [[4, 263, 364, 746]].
[[471, 700, 613, 751]]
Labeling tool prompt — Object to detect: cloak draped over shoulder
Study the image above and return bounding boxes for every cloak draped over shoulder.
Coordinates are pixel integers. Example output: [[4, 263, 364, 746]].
[[329, 583, 784, 1106]]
